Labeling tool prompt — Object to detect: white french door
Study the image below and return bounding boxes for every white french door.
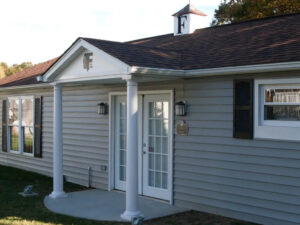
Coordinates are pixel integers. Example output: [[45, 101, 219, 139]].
[[114, 96, 127, 191], [142, 94, 170, 200], [113, 94, 171, 201]]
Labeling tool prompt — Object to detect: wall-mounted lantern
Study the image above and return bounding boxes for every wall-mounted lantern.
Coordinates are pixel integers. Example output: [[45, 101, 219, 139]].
[[175, 101, 186, 116], [97, 103, 108, 115]]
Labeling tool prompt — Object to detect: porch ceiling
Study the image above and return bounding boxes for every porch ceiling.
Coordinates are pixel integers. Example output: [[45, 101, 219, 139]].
[[44, 189, 185, 222]]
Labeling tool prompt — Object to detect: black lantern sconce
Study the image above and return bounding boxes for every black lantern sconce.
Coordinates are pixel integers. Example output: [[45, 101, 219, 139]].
[[97, 103, 108, 115], [175, 101, 186, 116]]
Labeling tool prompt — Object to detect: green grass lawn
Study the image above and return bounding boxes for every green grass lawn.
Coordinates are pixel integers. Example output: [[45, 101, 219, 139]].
[[0, 165, 258, 225]]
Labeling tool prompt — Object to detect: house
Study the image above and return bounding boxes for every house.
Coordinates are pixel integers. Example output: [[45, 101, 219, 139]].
[[1, 4, 300, 225]]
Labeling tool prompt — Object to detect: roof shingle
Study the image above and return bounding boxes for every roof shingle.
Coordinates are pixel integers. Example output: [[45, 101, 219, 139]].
[[1, 13, 300, 87], [0, 58, 58, 87]]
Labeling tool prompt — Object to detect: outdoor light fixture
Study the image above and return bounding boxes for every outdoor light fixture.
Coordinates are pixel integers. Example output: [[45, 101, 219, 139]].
[[175, 101, 186, 116], [97, 103, 108, 115]]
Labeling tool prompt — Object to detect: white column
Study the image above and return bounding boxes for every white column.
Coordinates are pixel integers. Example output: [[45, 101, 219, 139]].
[[121, 80, 142, 221], [49, 84, 67, 199]]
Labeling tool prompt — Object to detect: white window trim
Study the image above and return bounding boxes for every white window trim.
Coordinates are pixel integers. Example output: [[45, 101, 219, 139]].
[[254, 78, 300, 141], [7, 96, 35, 156]]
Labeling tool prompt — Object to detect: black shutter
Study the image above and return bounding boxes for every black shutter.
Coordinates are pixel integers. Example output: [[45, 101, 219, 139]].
[[2, 100, 7, 152], [233, 79, 253, 139], [34, 97, 42, 157]]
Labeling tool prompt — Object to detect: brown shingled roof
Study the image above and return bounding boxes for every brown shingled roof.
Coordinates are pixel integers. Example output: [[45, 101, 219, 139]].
[[2, 13, 300, 88], [0, 57, 58, 87], [83, 13, 300, 70], [126, 13, 300, 70]]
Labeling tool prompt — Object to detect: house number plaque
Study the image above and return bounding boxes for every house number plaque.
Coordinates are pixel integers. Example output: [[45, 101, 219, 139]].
[[176, 120, 189, 136]]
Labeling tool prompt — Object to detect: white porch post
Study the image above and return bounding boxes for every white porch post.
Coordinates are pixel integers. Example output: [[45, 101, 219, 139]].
[[121, 80, 142, 221], [49, 84, 67, 199]]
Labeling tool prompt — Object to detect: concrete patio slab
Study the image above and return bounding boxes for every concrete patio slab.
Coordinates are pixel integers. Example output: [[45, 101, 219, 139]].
[[44, 189, 185, 222]]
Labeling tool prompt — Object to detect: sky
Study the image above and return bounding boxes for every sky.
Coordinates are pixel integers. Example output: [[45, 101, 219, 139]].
[[0, 0, 222, 65]]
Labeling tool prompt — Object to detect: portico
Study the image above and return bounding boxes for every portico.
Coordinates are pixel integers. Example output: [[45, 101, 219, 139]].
[[41, 38, 178, 221]]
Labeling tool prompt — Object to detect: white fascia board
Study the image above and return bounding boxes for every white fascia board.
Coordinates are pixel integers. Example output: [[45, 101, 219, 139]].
[[55, 74, 131, 85], [185, 61, 300, 77], [131, 61, 300, 79], [130, 66, 185, 77], [42, 38, 84, 82], [42, 38, 131, 82], [0, 83, 51, 91]]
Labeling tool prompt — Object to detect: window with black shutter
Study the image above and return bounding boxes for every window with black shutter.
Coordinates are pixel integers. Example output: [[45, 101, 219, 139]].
[[2, 100, 7, 152], [34, 97, 42, 157], [2, 96, 42, 157], [233, 79, 253, 139]]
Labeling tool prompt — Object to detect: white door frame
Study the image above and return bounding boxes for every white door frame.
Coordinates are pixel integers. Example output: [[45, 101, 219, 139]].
[[108, 90, 174, 204]]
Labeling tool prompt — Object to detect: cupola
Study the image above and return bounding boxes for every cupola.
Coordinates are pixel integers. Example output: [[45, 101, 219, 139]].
[[172, 4, 207, 36]]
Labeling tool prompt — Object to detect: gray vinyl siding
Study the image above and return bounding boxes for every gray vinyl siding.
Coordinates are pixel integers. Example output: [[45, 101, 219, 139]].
[[0, 85, 123, 189], [173, 75, 300, 225], [0, 73, 299, 225], [0, 88, 53, 176]]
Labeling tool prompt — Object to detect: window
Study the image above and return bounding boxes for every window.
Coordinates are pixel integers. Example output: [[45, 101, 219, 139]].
[[264, 88, 300, 121], [254, 78, 300, 141], [8, 97, 34, 155]]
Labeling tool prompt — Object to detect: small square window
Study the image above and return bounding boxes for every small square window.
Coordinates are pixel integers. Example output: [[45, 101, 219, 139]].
[[254, 79, 300, 141]]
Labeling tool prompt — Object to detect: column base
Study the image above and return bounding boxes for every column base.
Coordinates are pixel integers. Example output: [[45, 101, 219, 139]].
[[49, 191, 68, 199], [121, 210, 143, 221]]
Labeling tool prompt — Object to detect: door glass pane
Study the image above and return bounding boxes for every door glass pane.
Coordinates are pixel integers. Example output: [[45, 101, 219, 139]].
[[162, 120, 168, 136], [155, 172, 162, 188], [155, 137, 161, 153], [155, 119, 161, 135], [155, 154, 162, 171], [162, 137, 168, 154], [120, 119, 126, 133], [149, 171, 154, 187], [120, 166, 125, 181], [118, 101, 127, 182], [162, 173, 168, 189], [120, 102, 126, 117], [148, 136, 155, 152], [149, 119, 155, 135], [9, 126, 19, 151], [120, 150, 126, 165], [23, 127, 33, 154], [163, 102, 169, 119], [147, 100, 169, 190], [9, 99, 19, 125], [162, 155, 168, 172], [154, 102, 162, 118], [149, 154, 154, 170], [149, 102, 154, 118], [120, 134, 126, 149], [22, 99, 33, 126]]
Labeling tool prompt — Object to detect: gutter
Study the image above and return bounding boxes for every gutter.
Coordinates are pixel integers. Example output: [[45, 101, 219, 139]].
[[0, 83, 51, 91], [131, 61, 300, 78], [7, 61, 298, 90], [130, 66, 185, 77]]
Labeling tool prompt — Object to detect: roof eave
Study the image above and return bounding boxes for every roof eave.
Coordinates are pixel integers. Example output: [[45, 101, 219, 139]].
[[131, 61, 300, 78]]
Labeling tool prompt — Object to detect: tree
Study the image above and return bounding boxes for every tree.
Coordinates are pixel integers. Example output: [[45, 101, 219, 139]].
[[0, 62, 8, 78], [1, 62, 33, 77], [212, 0, 300, 26]]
